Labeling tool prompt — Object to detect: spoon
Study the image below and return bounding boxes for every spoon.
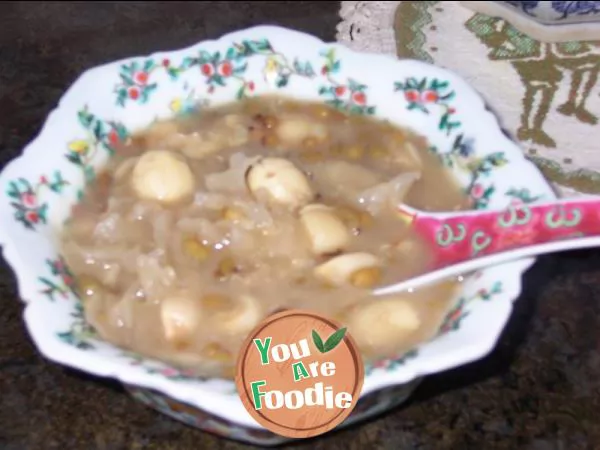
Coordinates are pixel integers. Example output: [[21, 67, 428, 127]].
[[373, 196, 600, 296]]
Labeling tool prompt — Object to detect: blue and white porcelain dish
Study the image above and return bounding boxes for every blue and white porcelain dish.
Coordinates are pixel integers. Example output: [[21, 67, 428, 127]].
[[462, 1, 600, 42], [503, 1, 600, 25]]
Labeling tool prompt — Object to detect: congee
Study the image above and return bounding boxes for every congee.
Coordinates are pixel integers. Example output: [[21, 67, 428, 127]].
[[60, 96, 472, 378]]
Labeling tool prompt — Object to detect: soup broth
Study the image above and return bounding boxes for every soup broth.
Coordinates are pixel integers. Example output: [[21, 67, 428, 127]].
[[61, 96, 471, 378]]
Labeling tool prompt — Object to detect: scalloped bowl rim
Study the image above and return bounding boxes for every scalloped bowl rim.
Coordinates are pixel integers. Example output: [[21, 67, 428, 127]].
[[0, 25, 555, 431]]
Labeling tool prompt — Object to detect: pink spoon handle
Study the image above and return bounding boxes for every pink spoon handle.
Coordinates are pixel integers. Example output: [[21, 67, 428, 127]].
[[374, 196, 600, 295]]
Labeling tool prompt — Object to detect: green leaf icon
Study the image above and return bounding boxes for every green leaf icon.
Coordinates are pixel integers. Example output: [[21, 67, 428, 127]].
[[323, 327, 347, 353], [312, 330, 325, 353], [312, 328, 347, 354]]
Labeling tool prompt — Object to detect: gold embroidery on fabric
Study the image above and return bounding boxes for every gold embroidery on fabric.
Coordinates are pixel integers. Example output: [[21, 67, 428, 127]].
[[395, 2, 600, 192], [466, 15, 599, 149]]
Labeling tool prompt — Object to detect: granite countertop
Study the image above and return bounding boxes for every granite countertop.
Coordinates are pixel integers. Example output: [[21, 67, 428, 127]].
[[1, 2, 600, 449]]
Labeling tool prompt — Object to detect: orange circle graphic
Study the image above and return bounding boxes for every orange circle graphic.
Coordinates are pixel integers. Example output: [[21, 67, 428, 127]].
[[235, 309, 365, 439]]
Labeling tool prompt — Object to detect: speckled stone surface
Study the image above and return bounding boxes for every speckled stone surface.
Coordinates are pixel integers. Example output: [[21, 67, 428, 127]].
[[1, 2, 600, 449]]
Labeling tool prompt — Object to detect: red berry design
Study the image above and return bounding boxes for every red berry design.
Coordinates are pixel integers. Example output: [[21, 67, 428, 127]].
[[128, 86, 140, 100], [108, 129, 119, 146], [134, 72, 148, 85], [161, 368, 179, 377], [21, 192, 37, 208], [449, 310, 461, 322], [25, 210, 39, 224], [162, 58, 170, 67], [39, 176, 48, 184], [334, 86, 346, 97], [201, 63, 214, 76], [321, 66, 328, 75], [248, 81, 255, 91], [352, 91, 366, 105], [422, 90, 439, 103], [404, 90, 420, 103], [62, 274, 73, 286], [218, 61, 233, 77], [471, 184, 485, 199]]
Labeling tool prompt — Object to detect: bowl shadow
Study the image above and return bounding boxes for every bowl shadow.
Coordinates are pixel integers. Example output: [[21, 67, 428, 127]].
[[62, 365, 126, 393]]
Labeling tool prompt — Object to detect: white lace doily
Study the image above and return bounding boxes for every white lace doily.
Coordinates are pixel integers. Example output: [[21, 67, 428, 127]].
[[336, 1, 402, 54]]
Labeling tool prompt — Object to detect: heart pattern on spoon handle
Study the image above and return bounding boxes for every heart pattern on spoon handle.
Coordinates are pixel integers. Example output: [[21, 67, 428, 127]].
[[398, 198, 597, 272]]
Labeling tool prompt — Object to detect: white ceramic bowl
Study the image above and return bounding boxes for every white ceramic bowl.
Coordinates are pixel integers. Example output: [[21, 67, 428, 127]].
[[0, 26, 556, 446]]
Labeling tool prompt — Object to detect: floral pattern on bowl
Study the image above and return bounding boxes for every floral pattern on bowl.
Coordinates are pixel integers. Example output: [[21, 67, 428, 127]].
[[0, 26, 556, 445]]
